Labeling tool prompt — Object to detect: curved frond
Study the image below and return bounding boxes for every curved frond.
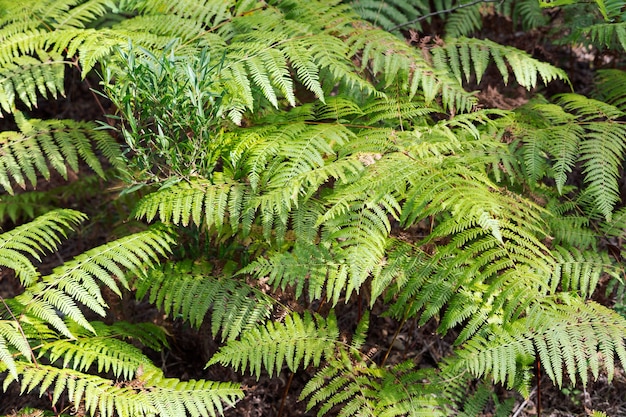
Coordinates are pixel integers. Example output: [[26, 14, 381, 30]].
[[0, 208, 85, 285], [434, 37, 569, 88], [15, 225, 175, 337]]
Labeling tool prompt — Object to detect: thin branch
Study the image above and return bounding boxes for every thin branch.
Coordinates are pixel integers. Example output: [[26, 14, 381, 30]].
[[389, 0, 503, 31], [511, 387, 538, 417]]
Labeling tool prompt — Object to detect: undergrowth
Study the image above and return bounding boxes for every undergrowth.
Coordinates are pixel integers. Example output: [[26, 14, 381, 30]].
[[1, 0, 626, 416]]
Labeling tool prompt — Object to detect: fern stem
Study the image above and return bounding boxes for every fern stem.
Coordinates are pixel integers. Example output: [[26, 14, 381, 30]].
[[389, 0, 504, 31], [536, 359, 542, 417], [381, 315, 409, 367], [511, 387, 537, 417], [277, 371, 295, 417]]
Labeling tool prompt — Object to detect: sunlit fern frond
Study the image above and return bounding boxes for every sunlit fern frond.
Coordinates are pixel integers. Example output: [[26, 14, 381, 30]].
[[38, 321, 169, 381], [0, 112, 124, 194], [346, 23, 477, 111], [433, 37, 569, 89], [1, 361, 242, 417], [208, 311, 339, 378], [12, 225, 174, 338], [0, 208, 86, 285]]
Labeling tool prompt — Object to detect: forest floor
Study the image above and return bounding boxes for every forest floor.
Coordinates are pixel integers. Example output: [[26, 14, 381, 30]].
[[2, 12, 626, 417]]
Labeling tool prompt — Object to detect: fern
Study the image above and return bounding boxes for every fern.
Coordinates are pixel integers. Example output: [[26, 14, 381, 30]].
[[2, 362, 242, 417], [444, 3, 484, 38], [513, 94, 626, 220], [595, 69, 626, 111], [39, 322, 168, 380], [12, 225, 174, 338], [302, 356, 447, 416], [0, 112, 124, 194], [454, 297, 626, 390], [433, 37, 569, 88], [552, 246, 619, 297], [0, 208, 85, 285], [349, 0, 429, 32], [133, 259, 275, 340], [208, 311, 339, 378], [4, 0, 626, 415], [0, 52, 65, 113]]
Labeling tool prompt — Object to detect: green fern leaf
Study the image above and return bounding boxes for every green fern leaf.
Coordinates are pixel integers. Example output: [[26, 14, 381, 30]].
[[0, 113, 124, 194], [0, 208, 85, 285], [302, 355, 447, 417], [14, 225, 174, 337], [133, 259, 274, 340], [208, 311, 338, 378], [435, 37, 569, 88], [3, 361, 242, 417]]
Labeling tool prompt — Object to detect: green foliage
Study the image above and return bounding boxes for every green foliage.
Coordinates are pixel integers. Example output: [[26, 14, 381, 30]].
[[209, 311, 339, 378], [0, 112, 123, 194], [2, 0, 626, 416], [434, 37, 569, 88], [133, 259, 275, 340], [514, 91, 626, 220]]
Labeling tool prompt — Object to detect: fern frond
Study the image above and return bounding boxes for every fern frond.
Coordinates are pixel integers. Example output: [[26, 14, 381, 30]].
[[321, 197, 397, 302], [558, 95, 626, 220], [551, 246, 618, 296], [514, 101, 583, 190], [0, 0, 113, 30], [349, 0, 429, 32], [444, 3, 483, 38], [14, 225, 174, 337], [246, 186, 395, 306], [0, 113, 124, 194], [510, 0, 550, 29], [302, 355, 447, 417], [0, 191, 56, 223], [0, 320, 33, 378], [3, 361, 242, 417], [141, 368, 243, 417], [132, 178, 242, 234], [50, 0, 116, 30], [456, 297, 626, 391], [346, 23, 477, 110], [0, 52, 65, 113], [208, 311, 339, 378], [583, 21, 626, 51], [514, 94, 626, 220], [39, 327, 163, 380], [133, 259, 274, 341], [595, 69, 626, 111], [434, 37, 569, 88], [0, 208, 85, 285]]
